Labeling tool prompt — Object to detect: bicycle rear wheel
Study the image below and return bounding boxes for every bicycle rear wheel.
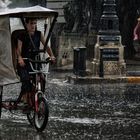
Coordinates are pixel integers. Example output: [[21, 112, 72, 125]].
[[34, 97, 49, 132]]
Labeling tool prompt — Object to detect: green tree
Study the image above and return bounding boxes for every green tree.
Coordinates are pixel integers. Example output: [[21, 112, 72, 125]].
[[29, 0, 46, 6], [9, 0, 30, 8]]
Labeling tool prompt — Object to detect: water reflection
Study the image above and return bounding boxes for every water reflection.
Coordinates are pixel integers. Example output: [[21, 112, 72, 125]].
[[0, 79, 140, 140]]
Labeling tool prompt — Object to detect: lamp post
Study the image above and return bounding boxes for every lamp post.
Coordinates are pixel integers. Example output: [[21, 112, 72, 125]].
[[92, 0, 126, 77], [98, 0, 120, 36]]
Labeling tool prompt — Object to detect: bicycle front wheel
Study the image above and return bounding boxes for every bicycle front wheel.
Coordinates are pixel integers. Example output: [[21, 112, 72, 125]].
[[34, 97, 49, 132]]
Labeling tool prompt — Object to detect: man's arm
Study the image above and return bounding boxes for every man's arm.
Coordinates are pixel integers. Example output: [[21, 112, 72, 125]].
[[17, 39, 25, 66]]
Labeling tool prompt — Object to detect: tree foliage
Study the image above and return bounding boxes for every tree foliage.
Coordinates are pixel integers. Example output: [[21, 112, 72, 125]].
[[9, 0, 46, 7]]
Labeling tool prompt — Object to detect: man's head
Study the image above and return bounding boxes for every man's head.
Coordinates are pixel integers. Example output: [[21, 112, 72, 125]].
[[25, 17, 37, 33]]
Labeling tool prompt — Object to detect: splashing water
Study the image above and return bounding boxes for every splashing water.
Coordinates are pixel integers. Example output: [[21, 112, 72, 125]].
[[1, 76, 140, 139]]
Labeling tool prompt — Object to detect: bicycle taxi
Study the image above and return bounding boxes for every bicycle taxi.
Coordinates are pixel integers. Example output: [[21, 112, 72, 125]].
[[0, 5, 58, 132]]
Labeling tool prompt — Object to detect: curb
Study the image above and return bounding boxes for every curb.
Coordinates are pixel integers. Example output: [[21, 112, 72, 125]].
[[127, 77, 140, 83], [51, 68, 140, 84], [66, 76, 140, 84]]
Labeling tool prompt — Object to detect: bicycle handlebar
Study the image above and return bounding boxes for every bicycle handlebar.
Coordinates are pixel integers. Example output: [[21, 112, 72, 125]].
[[23, 57, 52, 74], [29, 49, 46, 54], [28, 57, 52, 64], [23, 57, 52, 64]]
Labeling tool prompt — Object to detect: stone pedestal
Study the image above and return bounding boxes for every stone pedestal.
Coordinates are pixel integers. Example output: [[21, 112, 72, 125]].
[[92, 35, 126, 77]]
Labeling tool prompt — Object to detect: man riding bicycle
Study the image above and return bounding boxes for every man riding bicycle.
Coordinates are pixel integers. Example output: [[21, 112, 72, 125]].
[[16, 17, 55, 104]]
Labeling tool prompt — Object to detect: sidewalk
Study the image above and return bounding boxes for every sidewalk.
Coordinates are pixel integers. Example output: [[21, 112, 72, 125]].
[[51, 60, 140, 84], [66, 75, 140, 84]]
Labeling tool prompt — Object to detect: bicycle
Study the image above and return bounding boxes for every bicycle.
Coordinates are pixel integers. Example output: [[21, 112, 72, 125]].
[[0, 56, 51, 132]]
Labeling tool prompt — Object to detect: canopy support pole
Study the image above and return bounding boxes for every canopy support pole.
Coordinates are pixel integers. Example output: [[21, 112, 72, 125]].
[[44, 15, 58, 50]]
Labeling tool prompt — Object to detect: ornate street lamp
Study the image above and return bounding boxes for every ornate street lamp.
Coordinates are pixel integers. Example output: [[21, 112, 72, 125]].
[[92, 0, 126, 77], [98, 0, 120, 36]]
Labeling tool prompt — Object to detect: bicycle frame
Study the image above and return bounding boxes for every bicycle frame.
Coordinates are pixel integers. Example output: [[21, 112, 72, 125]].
[[28, 57, 51, 112], [0, 57, 51, 114]]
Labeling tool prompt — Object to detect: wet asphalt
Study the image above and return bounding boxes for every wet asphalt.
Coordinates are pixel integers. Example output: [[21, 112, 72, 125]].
[[0, 72, 140, 140]]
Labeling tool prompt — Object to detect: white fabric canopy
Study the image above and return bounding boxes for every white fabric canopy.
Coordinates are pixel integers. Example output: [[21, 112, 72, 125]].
[[0, 16, 19, 85], [0, 6, 58, 85], [0, 5, 57, 17]]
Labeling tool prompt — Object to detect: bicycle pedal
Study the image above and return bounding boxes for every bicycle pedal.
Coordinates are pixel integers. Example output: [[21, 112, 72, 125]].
[[22, 109, 30, 114], [22, 106, 32, 114]]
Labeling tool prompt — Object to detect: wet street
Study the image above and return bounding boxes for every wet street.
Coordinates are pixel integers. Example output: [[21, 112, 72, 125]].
[[0, 74, 140, 140]]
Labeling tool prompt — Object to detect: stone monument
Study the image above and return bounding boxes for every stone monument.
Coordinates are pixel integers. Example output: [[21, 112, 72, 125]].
[[92, 0, 126, 77]]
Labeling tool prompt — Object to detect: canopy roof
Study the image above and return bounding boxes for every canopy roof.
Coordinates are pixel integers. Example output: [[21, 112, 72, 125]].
[[0, 5, 58, 17], [0, 6, 58, 86]]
